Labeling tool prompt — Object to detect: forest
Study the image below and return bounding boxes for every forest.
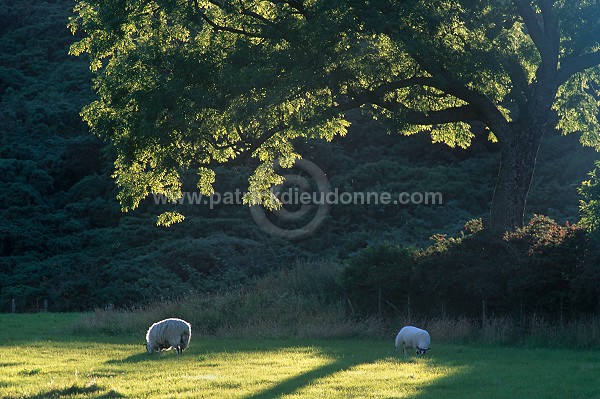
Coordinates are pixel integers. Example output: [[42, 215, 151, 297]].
[[1, 0, 600, 326]]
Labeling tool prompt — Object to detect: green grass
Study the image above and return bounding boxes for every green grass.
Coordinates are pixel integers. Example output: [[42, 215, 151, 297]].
[[1, 313, 600, 399]]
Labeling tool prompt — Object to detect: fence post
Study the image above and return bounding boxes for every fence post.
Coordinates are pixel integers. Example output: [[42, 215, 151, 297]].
[[44, 299, 48, 312], [11, 298, 16, 313]]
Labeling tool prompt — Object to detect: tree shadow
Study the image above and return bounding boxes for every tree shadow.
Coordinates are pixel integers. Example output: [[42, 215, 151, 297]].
[[105, 338, 319, 364], [241, 359, 350, 399], [4, 383, 126, 399], [236, 341, 389, 399], [104, 338, 390, 398], [400, 345, 600, 399]]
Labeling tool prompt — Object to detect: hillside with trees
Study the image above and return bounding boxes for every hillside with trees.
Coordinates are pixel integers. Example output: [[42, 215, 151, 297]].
[[1, 0, 598, 316]]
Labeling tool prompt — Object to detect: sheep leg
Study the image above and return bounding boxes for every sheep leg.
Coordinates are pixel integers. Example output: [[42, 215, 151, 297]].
[[179, 333, 189, 352]]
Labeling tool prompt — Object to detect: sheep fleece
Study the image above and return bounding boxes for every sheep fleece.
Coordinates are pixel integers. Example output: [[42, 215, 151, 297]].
[[146, 318, 191, 354], [395, 326, 430, 355]]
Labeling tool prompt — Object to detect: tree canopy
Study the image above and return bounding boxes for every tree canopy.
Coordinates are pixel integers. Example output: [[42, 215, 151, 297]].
[[69, 0, 600, 229]]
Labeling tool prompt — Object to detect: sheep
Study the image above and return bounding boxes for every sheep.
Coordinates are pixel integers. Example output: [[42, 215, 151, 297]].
[[145, 318, 191, 354], [395, 326, 430, 356]]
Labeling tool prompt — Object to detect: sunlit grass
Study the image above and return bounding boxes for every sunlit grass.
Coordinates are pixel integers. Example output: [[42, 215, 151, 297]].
[[0, 340, 455, 399], [1, 313, 600, 398]]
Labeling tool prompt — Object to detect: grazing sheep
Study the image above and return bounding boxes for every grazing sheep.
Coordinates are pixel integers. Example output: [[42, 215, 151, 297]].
[[395, 326, 430, 356], [145, 318, 191, 354]]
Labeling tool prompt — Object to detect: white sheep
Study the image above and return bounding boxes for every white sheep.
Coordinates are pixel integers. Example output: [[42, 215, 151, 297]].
[[145, 318, 191, 354], [395, 326, 430, 356]]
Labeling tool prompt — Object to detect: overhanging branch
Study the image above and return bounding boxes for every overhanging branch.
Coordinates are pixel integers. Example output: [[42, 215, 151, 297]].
[[557, 51, 600, 86], [371, 101, 482, 125], [336, 77, 510, 137], [432, 79, 511, 141], [268, 0, 308, 18], [346, 77, 435, 104], [192, 0, 267, 39], [197, 11, 266, 38], [336, 81, 482, 124]]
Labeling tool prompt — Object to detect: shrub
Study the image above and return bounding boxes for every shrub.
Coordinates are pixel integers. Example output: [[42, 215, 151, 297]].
[[341, 244, 416, 317], [345, 216, 595, 321], [415, 216, 589, 319]]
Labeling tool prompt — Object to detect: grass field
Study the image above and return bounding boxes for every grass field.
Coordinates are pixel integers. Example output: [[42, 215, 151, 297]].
[[1, 313, 600, 399]]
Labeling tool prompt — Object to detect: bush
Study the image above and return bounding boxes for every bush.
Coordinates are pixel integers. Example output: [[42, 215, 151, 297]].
[[416, 215, 589, 319], [344, 216, 596, 321], [341, 244, 416, 317]]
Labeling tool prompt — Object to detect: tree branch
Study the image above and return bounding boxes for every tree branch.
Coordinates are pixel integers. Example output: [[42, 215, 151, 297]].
[[235, 124, 287, 161], [539, 0, 557, 39], [334, 78, 483, 125], [238, 7, 288, 40], [513, 0, 549, 59], [197, 11, 266, 38], [192, 0, 267, 38], [347, 77, 435, 103], [333, 77, 434, 114], [268, 0, 308, 19], [372, 102, 483, 126], [337, 76, 514, 139], [557, 51, 600, 86], [403, 52, 511, 140], [501, 55, 531, 104]]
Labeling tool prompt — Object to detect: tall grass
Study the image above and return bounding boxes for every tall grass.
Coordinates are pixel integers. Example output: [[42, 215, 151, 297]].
[[405, 316, 600, 348], [70, 260, 386, 339], [69, 260, 600, 348]]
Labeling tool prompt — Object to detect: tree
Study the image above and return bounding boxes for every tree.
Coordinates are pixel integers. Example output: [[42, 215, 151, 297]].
[[69, 0, 600, 232], [579, 161, 600, 244]]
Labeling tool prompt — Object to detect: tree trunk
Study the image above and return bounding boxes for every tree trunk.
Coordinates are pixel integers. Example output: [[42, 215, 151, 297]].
[[489, 125, 545, 232]]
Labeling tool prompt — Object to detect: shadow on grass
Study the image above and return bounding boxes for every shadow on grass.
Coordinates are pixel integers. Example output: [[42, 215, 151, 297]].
[[4, 383, 126, 399], [105, 339, 390, 398], [0, 334, 143, 348], [105, 351, 151, 364], [106, 346, 199, 364], [234, 341, 391, 399], [242, 359, 351, 399], [400, 345, 600, 399], [0, 362, 21, 367]]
